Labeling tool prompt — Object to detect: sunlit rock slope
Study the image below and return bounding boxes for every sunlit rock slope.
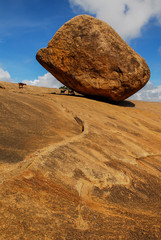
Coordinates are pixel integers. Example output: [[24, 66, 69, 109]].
[[0, 81, 161, 239]]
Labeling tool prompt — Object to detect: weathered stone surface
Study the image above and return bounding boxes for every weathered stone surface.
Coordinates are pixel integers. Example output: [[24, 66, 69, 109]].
[[36, 15, 150, 101], [1, 83, 161, 239]]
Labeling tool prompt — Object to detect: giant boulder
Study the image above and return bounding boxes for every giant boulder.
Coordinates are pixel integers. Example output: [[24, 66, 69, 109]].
[[36, 15, 150, 101]]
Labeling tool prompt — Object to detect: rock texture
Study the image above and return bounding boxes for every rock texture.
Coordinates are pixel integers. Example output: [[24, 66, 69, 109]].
[[36, 15, 150, 101], [0, 82, 161, 239]]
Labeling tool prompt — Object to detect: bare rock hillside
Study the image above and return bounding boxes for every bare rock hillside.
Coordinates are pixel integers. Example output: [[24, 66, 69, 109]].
[[0, 82, 161, 239]]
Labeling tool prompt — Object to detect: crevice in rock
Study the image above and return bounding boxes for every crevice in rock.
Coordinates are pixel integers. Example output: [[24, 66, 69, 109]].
[[136, 153, 161, 161], [74, 116, 84, 132], [0, 85, 5, 89], [113, 67, 123, 75]]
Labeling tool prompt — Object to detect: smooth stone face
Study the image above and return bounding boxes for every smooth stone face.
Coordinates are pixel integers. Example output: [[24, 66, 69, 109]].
[[36, 15, 150, 101]]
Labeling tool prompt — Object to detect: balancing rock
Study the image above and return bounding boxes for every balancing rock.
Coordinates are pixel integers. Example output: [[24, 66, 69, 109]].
[[36, 15, 150, 101]]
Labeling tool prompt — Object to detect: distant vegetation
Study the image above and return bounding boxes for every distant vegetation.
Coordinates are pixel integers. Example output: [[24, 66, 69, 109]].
[[59, 85, 71, 90]]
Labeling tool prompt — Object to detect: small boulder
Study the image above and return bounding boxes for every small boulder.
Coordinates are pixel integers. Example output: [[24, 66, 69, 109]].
[[36, 15, 150, 101]]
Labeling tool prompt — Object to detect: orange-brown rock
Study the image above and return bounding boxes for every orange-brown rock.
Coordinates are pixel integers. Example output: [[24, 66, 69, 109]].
[[36, 15, 150, 101], [0, 82, 161, 239]]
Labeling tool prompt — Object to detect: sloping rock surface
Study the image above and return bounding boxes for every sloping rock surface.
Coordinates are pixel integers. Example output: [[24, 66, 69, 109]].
[[0, 82, 161, 239], [36, 15, 150, 101]]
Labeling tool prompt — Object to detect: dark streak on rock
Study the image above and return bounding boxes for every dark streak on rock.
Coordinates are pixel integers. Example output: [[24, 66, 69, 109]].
[[74, 116, 84, 132]]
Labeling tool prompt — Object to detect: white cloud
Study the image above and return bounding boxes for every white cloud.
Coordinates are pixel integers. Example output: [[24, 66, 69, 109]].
[[69, 0, 161, 40], [23, 72, 62, 88], [129, 81, 161, 102], [0, 68, 12, 82]]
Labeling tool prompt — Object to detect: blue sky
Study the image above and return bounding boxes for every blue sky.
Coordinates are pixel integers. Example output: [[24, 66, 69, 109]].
[[0, 0, 75, 81], [1, 0, 161, 101]]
